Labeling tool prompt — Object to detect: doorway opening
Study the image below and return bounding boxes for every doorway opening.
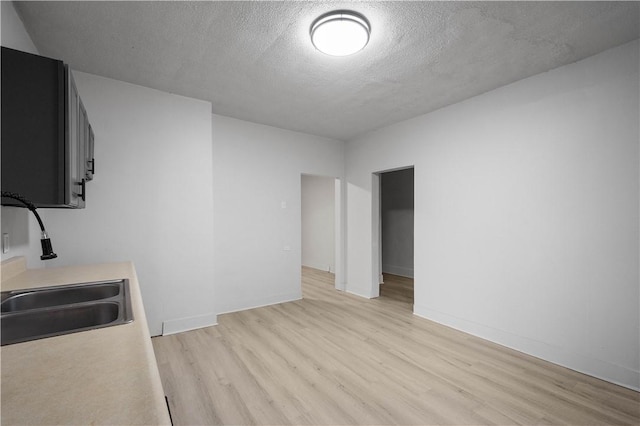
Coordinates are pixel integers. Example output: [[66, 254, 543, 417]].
[[301, 174, 343, 292], [374, 167, 414, 309]]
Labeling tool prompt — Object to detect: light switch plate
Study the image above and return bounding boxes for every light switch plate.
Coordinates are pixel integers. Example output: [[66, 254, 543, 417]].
[[2, 233, 9, 254]]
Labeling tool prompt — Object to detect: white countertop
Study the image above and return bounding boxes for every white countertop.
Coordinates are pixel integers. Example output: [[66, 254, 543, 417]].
[[1, 257, 171, 425]]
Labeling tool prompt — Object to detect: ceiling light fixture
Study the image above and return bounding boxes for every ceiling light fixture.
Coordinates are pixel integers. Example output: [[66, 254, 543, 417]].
[[310, 10, 371, 57]]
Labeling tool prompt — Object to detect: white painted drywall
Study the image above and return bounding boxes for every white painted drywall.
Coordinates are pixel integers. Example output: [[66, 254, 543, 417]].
[[38, 73, 215, 336], [1, 1, 37, 53], [212, 114, 344, 314], [301, 175, 335, 272], [346, 40, 639, 390], [0, 1, 45, 268], [381, 168, 414, 278]]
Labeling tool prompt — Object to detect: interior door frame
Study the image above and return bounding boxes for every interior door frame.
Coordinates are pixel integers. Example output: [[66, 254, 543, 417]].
[[300, 173, 345, 291], [371, 165, 415, 298]]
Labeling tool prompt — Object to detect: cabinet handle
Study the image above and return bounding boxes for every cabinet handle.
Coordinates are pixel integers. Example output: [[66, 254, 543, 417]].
[[76, 178, 86, 202], [88, 158, 95, 174]]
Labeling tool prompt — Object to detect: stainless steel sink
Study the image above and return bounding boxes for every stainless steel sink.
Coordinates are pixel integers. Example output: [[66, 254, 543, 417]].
[[1, 282, 121, 313], [0, 279, 134, 346]]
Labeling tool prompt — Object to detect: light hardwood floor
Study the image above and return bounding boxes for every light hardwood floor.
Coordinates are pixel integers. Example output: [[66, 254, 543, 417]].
[[152, 267, 639, 425], [380, 272, 414, 308]]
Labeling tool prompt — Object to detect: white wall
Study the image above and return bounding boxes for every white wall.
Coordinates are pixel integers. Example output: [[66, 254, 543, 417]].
[[1, 1, 37, 53], [381, 168, 414, 278], [212, 114, 344, 314], [0, 0, 45, 268], [35, 73, 215, 337], [346, 40, 639, 390], [301, 175, 335, 272]]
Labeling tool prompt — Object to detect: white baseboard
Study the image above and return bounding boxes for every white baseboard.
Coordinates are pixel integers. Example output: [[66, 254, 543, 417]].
[[414, 304, 640, 392], [345, 287, 374, 299], [217, 292, 302, 316], [162, 312, 218, 336], [302, 261, 334, 273], [382, 264, 414, 278]]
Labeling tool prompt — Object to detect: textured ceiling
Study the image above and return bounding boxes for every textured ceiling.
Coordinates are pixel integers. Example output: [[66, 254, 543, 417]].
[[15, 1, 640, 141]]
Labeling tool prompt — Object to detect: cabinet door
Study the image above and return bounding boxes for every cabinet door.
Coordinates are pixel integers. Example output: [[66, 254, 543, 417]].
[[78, 99, 88, 195], [83, 103, 94, 181], [66, 69, 85, 208], [1, 47, 66, 207]]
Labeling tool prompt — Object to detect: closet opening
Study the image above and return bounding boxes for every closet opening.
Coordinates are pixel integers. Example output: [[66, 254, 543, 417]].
[[374, 167, 414, 309]]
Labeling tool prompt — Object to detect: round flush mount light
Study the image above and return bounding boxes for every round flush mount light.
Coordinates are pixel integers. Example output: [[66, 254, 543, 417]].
[[310, 10, 371, 56]]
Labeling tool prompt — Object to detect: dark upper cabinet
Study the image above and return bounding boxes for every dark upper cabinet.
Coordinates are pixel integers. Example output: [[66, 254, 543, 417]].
[[1, 47, 95, 208]]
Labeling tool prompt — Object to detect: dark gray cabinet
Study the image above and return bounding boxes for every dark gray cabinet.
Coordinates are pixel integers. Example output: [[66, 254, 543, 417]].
[[1, 47, 95, 208]]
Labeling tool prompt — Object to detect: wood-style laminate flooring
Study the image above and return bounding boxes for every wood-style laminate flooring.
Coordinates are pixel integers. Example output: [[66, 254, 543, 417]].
[[380, 272, 414, 308], [152, 267, 639, 425]]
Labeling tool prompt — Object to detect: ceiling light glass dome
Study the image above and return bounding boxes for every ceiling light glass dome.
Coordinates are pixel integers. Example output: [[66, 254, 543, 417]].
[[310, 11, 371, 56]]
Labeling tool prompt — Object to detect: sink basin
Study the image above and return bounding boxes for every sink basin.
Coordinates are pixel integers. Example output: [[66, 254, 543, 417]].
[[0, 279, 133, 346], [2, 303, 119, 344], [1, 282, 120, 313]]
